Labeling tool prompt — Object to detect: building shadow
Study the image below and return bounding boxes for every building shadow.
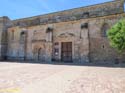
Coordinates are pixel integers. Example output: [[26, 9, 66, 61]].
[[1, 60, 125, 68]]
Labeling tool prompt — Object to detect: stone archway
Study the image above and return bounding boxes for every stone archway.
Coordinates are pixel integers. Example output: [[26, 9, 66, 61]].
[[38, 48, 45, 62], [33, 43, 46, 62]]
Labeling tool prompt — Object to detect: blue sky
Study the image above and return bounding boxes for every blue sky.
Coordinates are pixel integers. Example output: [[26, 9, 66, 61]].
[[0, 0, 115, 20]]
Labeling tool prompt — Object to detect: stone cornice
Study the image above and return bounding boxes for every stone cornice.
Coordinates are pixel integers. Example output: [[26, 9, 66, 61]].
[[10, 0, 124, 27]]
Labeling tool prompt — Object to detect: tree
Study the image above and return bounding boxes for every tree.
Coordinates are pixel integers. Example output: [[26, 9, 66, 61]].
[[107, 19, 125, 53]]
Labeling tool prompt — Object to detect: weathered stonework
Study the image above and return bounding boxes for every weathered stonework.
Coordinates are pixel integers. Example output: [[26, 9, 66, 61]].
[[12, 0, 124, 27], [0, 0, 125, 63], [0, 16, 12, 60]]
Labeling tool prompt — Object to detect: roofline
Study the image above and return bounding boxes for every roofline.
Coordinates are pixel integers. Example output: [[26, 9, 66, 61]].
[[9, 13, 125, 28], [13, 0, 116, 21]]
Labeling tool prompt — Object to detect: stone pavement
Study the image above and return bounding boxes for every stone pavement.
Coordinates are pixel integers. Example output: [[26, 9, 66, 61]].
[[0, 62, 125, 93]]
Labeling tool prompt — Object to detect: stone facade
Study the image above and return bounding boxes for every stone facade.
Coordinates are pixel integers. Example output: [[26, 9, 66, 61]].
[[0, 16, 11, 60], [0, 0, 125, 63]]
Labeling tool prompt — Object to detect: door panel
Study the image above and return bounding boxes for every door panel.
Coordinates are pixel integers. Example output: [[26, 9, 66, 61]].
[[61, 42, 72, 62]]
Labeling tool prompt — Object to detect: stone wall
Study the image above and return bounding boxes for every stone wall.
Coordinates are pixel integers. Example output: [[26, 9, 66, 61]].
[[89, 14, 125, 63], [7, 19, 90, 63], [7, 13, 125, 63], [7, 24, 52, 62], [4, 0, 125, 63], [52, 20, 89, 63], [0, 17, 11, 60]]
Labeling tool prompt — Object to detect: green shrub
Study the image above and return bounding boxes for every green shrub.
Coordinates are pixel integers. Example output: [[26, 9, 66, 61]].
[[107, 19, 125, 53]]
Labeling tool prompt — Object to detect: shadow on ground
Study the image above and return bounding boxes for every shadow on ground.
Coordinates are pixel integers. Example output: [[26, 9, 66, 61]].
[[1, 60, 125, 68]]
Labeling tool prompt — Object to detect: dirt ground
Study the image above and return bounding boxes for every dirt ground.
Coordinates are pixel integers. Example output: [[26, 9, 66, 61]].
[[0, 62, 125, 93]]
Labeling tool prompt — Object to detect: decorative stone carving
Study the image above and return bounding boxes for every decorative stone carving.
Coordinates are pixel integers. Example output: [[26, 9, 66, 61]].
[[32, 39, 46, 43], [58, 32, 75, 38]]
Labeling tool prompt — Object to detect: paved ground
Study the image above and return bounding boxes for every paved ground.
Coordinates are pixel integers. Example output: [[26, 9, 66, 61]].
[[0, 62, 125, 93]]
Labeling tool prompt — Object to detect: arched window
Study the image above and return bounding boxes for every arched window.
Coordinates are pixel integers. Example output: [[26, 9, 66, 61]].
[[20, 31, 26, 42], [101, 23, 109, 37], [46, 27, 53, 42], [46, 27, 53, 33]]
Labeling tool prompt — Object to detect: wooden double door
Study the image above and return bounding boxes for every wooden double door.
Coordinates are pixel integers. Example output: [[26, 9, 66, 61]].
[[61, 42, 72, 62]]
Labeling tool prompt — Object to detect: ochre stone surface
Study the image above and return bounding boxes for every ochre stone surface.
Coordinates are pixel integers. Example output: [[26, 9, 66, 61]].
[[0, 0, 125, 63]]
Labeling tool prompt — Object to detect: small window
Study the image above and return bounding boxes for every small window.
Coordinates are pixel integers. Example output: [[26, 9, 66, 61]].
[[55, 49, 59, 53], [11, 30, 14, 40], [54, 48, 59, 56], [46, 27, 53, 33], [21, 31, 25, 36], [81, 23, 88, 29], [20, 31, 26, 42], [101, 23, 109, 37], [83, 12, 89, 18]]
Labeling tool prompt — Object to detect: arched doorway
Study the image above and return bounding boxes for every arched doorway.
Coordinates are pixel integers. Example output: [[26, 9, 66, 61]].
[[38, 48, 45, 62]]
